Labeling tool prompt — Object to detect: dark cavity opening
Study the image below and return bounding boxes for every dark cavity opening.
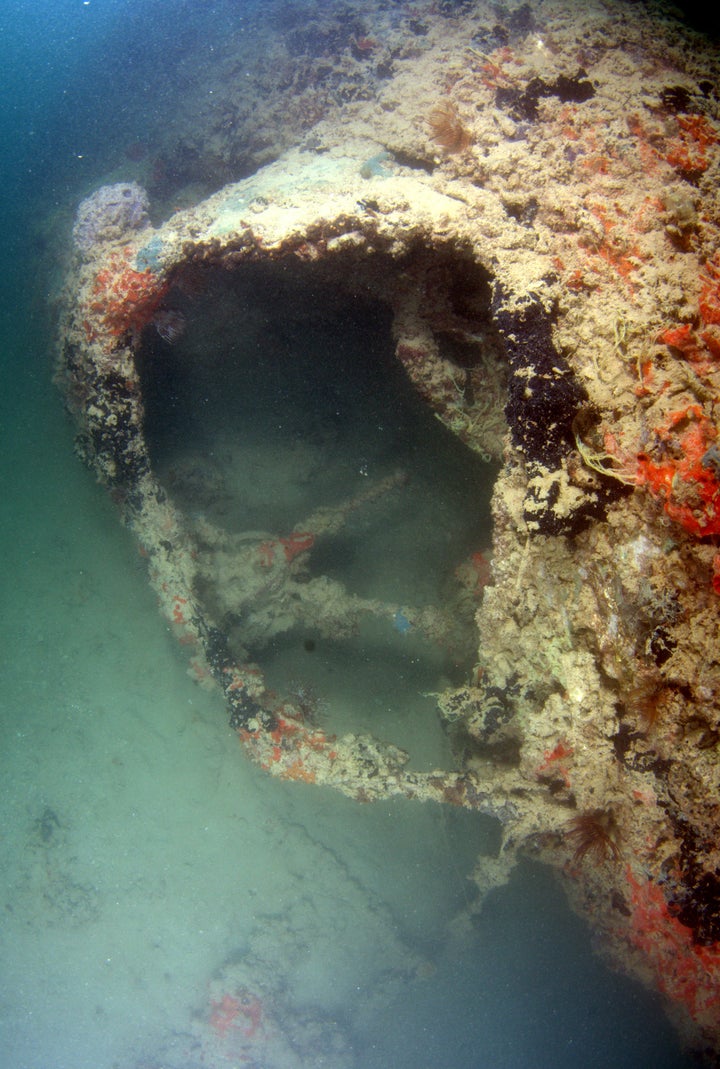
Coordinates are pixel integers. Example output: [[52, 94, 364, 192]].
[[137, 252, 498, 766]]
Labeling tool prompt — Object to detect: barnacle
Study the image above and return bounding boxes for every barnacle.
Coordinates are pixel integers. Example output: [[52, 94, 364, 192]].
[[572, 411, 637, 486], [619, 671, 670, 731], [286, 679, 326, 724], [565, 808, 621, 865], [425, 101, 472, 153]]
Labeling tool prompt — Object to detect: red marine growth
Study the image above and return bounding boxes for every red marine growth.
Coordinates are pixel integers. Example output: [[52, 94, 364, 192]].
[[626, 868, 720, 1033], [88, 248, 168, 340]]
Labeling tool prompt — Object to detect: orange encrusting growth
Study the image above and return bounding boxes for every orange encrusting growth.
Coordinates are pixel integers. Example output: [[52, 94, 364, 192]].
[[600, 244, 720, 547], [635, 406, 720, 537], [664, 114, 719, 176], [256, 531, 315, 569], [655, 254, 720, 377], [536, 739, 573, 789]]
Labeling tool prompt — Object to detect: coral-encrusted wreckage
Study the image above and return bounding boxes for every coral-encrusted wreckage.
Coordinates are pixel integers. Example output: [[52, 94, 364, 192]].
[[56, 0, 720, 1060]]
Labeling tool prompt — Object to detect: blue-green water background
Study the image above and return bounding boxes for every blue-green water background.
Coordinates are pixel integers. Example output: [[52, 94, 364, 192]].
[[0, 1, 707, 1066]]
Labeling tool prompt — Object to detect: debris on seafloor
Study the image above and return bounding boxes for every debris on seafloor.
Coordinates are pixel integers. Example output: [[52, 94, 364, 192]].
[[56, 0, 720, 1060]]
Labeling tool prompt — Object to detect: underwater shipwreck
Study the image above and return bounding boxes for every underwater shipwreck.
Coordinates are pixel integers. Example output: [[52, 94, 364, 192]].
[[56, 1, 720, 1061]]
